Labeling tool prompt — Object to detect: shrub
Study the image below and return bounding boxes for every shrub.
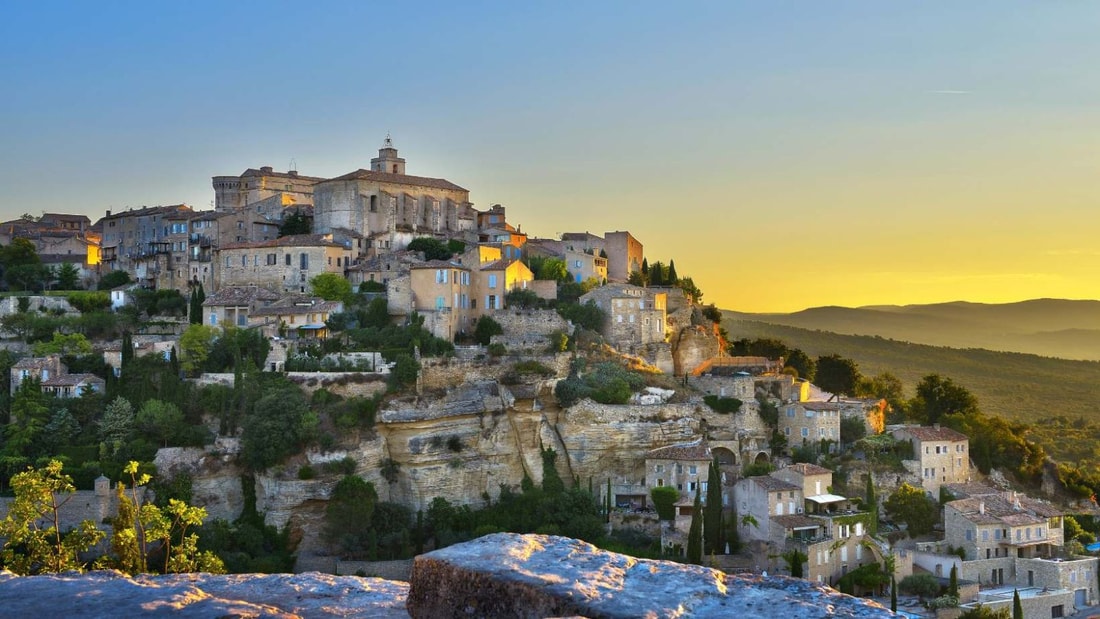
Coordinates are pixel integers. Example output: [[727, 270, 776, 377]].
[[899, 573, 940, 599], [703, 396, 742, 414], [487, 343, 507, 357], [298, 465, 316, 480], [650, 486, 678, 521], [474, 316, 504, 346], [546, 331, 569, 353], [446, 436, 463, 453]]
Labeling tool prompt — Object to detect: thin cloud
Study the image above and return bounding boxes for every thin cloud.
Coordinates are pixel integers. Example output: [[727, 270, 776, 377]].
[[929, 90, 971, 95]]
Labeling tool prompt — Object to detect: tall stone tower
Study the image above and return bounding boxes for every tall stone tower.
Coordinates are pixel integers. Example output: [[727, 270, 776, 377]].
[[370, 135, 406, 175]]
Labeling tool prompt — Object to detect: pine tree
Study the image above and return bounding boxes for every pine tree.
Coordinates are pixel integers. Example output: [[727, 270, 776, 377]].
[[667, 260, 678, 284], [1012, 589, 1023, 619], [704, 460, 723, 555], [686, 485, 703, 564]]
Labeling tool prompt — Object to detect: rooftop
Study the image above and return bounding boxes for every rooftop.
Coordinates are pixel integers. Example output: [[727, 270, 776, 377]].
[[746, 475, 801, 493], [783, 463, 833, 476], [203, 286, 281, 307], [326, 168, 467, 192], [219, 234, 344, 251], [896, 425, 969, 442], [646, 440, 710, 461], [946, 492, 1061, 526]]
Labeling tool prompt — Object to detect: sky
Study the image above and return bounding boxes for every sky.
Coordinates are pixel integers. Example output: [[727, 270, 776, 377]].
[[2, 2, 1099, 312]]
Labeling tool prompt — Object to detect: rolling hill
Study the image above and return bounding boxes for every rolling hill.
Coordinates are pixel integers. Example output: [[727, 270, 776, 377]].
[[725, 299, 1100, 361]]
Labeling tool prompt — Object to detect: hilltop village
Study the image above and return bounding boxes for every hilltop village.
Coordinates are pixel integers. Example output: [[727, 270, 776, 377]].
[[1, 138, 1098, 618]]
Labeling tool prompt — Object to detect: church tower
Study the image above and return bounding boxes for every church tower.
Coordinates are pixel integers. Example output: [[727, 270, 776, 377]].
[[370, 134, 406, 174]]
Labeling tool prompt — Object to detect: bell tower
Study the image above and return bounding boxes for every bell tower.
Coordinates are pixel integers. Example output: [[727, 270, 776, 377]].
[[370, 134, 406, 174]]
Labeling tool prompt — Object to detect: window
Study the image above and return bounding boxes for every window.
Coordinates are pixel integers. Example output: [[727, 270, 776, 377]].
[[801, 428, 809, 438], [688, 465, 697, 475], [238, 314, 247, 326], [436, 269, 447, 283], [226, 256, 232, 267], [655, 465, 664, 473], [209, 313, 217, 325], [267, 253, 277, 265], [488, 274, 497, 289], [300, 253, 308, 270], [286, 254, 292, 266], [787, 409, 795, 418], [436, 296, 445, 310], [656, 478, 664, 487]]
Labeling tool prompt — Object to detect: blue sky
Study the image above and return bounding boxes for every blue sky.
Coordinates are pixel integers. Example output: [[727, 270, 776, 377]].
[[3, 2, 1099, 311]]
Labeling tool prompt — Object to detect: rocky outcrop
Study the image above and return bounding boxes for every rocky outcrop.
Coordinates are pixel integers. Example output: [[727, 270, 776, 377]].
[[406, 533, 895, 618], [0, 570, 410, 618]]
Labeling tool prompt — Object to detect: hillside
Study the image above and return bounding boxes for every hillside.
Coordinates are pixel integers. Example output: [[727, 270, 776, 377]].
[[723, 318, 1100, 426], [726, 299, 1100, 360]]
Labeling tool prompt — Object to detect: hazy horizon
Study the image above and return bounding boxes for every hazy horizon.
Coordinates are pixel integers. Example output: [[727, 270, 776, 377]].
[[4, 2, 1099, 312]]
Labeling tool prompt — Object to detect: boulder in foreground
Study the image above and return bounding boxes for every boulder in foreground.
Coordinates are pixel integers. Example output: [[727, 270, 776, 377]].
[[407, 533, 894, 619]]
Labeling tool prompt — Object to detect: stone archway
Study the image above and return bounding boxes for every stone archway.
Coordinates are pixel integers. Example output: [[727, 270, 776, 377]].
[[754, 451, 770, 464], [712, 447, 737, 467]]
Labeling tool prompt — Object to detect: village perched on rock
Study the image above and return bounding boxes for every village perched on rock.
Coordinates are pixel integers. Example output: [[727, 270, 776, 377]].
[[0, 138, 1095, 618]]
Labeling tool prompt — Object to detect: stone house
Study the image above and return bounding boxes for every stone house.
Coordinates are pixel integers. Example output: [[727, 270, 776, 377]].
[[408, 260, 474, 340], [645, 441, 713, 530], [201, 285, 280, 328], [185, 210, 281, 292], [346, 250, 421, 289], [472, 259, 534, 316], [578, 284, 667, 352], [560, 231, 643, 282], [734, 475, 804, 544], [944, 492, 1064, 562], [250, 296, 343, 340], [213, 234, 352, 294], [99, 204, 195, 277], [779, 402, 842, 448], [11, 356, 104, 398], [564, 248, 608, 284], [835, 398, 887, 435], [312, 138, 477, 257], [891, 424, 970, 495]]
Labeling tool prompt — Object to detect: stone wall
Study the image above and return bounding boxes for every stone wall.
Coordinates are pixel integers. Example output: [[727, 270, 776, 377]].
[[671, 324, 720, 376], [418, 353, 570, 391], [0, 295, 75, 317], [488, 308, 571, 353], [192, 371, 389, 399]]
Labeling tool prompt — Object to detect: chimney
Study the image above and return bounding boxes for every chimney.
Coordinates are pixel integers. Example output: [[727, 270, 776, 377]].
[[979, 501, 985, 515], [260, 166, 274, 174], [106, 209, 112, 218], [933, 423, 940, 430], [288, 170, 298, 177]]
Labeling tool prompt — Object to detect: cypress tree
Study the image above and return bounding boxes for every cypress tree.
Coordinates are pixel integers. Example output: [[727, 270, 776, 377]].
[[415, 509, 424, 555], [890, 577, 897, 612], [865, 474, 878, 536], [1012, 589, 1023, 619], [949, 564, 959, 597], [641, 258, 648, 275], [606, 478, 612, 523], [188, 287, 201, 324], [667, 260, 678, 284], [704, 460, 723, 555], [121, 331, 133, 370], [686, 485, 703, 564]]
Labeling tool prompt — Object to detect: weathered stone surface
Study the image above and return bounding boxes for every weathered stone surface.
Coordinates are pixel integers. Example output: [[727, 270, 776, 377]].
[[0, 570, 410, 618], [407, 533, 895, 619]]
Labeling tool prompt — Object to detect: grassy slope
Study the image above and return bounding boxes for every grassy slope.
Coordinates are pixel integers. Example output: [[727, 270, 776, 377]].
[[724, 318, 1100, 424]]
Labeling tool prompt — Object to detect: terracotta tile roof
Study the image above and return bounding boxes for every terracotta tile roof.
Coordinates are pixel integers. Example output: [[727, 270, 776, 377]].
[[784, 463, 833, 476], [203, 286, 280, 307], [101, 204, 193, 220], [800, 402, 843, 412], [326, 169, 467, 192], [947, 493, 1061, 526], [896, 425, 969, 442], [478, 258, 519, 271], [942, 483, 1001, 499], [748, 476, 801, 492], [219, 234, 345, 251], [12, 357, 61, 370], [251, 297, 342, 317], [410, 260, 467, 270], [42, 373, 104, 387], [646, 440, 710, 461]]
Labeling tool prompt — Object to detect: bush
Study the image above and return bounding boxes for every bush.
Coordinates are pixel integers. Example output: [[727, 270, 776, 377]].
[[742, 462, 775, 477], [703, 396, 742, 414], [446, 436, 463, 453], [67, 291, 111, 313], [899, 573, 940, 599], [487, 343, 507, 357], [650, 486, 678, 521], [298, 465, 316, 480], [546, 331, 569, 353], [474, 316, 504, 346], [359, 281, 386, 293]]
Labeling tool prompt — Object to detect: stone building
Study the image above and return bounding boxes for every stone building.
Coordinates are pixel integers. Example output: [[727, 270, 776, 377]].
[[312, 138, 477, 257], [99, 204, 195, 278], [578, 284, 667, 352], [944, 492, 1064, 562], [202, 285, 280, 328], [213, 234, 352, 294], [250, 296, 343, 340], [734, 475, 804, 543], [891, 424, 970, 495], [346, 250, 422, 289], [564, 248, 608, 284], [407, 260, 473, 340], [560, 231, 643, 282], [10, 356, 104, 398], [212, 166, 323, 215], [779, 402, 842, 448]]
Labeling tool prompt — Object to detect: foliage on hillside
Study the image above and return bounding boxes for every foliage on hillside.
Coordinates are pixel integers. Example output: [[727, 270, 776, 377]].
[[726, 319, 1100, 462]]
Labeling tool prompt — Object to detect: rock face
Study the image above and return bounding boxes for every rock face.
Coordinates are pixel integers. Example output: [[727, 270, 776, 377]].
[[406, 533, 895, 619], [0, 534, 894, 618], [0, 570, 410, 618]]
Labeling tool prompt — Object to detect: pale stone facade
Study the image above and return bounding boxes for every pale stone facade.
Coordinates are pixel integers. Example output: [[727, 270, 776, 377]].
[[564, 248, 608, 284], [734, 475, 804, 543], [212, 166, 323, 214], [944, 492, 1064, 561], [213, 234, 352, 294], [11, 356, 104, 398], [779, 402, 842, 448], [578, 284, 667, 352], [891, 424, 970, 494], [312, 139, 476, 257], [560, 230, 643, 282]]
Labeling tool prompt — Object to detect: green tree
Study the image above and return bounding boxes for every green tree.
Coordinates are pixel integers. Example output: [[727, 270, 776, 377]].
[[390, 353, 419, 389], [180, 324, 218, 375], [240, 388, 316, 470], [815, 354, 861, 397], [278, 211, 311, 237], [884, 483, 938, 538], [5, 379, 50, 456], [310, 272, 353, 302], [785, 348, 816, 381], [840, 416, 867, 446], [890, 577, 897, 612], [473, 315, 504, 346], [0, 460, 105, 574], [1012, 589, 1022, 619], [958, 605, 1010, 619], [537, 257, 568, 282], [99, 396, 135, 456], [189, 287, 202, 325], [949, 564, 959, 597], [135, 399, 187, 447], [650, 486, 678, 521], [55, 262, 80, 290], [31, 332, 93, 356], [324, 475, 379, 558], [67, 291, 112, 313], [667, 260, 678, 284], [865, 474, 878, 536], [686, 486, 703, 564], [97, 270, 132, 290], [704, 460, 723, 555], [781, 548, 807, 578], [406, 237, 452, 261], [910, 374, 979, 425]]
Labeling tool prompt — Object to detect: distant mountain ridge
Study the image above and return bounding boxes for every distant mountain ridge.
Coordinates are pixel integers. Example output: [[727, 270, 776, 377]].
[[725, 298, 1100, 360]]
